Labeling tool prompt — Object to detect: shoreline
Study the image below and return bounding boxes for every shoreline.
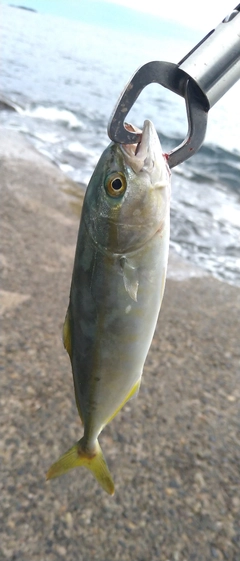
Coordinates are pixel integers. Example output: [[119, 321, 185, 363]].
[[1, 117, 239, 287], [0, 129, 239, 561], [0, 124, 224, 286]]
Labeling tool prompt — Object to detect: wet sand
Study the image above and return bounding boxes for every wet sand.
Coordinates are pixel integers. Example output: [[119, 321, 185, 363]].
[[0, 129, 239, 561]]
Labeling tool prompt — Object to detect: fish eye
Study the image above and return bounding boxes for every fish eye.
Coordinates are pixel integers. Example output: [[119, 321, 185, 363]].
[[105, 172, 127, 197]]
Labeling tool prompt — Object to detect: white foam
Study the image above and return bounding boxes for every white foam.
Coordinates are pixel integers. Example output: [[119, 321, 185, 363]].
[[58, 163, 74, 173], [31, 131, 62, 144], [67, 141, 94, 156], [36, 148, 56, 162], [22, 106, 83, 128]]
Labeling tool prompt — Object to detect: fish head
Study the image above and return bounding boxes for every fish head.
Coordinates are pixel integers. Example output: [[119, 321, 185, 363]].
[[84, 119, 171, 254]]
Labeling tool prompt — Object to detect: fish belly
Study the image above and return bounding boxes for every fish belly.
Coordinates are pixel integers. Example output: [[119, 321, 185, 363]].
[[69, 218, 169, 444]]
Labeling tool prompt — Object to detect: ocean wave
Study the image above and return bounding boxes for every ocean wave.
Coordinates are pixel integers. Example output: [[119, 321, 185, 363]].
[[27, 131, 63, 144], [0, 95, 20, 113], [58, 163, 75, 174], [171, 141, 240, 193], [66, 141, 95, 156], [21, 105, 84, 129]]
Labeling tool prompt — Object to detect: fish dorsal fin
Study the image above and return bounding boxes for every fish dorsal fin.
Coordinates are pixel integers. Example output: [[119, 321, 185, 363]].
[[120, 257, 139, 302], [63, 308, 72, 358]]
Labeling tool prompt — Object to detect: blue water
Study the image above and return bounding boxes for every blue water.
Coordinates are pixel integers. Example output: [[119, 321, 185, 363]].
[[1, 4, 240, 285]]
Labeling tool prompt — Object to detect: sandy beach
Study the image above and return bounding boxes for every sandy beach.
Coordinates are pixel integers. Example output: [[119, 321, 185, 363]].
[[0, 128, 239, 561]]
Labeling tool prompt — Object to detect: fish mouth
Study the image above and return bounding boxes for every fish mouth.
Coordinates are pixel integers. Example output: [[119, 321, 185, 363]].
[[120, 120, 164, 175]]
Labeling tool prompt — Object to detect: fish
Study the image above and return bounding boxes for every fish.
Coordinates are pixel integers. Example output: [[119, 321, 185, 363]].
[[46, 119, 171, 495]]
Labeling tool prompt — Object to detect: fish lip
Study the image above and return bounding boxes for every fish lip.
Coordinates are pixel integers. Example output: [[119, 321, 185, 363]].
[[120, 120, 163, 174]]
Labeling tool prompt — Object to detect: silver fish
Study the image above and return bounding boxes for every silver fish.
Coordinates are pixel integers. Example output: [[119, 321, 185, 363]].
[[47, 120, 171, 494]]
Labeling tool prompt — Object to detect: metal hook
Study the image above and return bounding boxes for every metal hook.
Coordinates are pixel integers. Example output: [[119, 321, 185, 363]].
[[107, 61, 209, 168]]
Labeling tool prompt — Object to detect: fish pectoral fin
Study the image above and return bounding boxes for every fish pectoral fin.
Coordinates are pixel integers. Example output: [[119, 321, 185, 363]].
[[46, 437, 115, 496], [120, 257, 139, 302], [63, 307, 72, 358]]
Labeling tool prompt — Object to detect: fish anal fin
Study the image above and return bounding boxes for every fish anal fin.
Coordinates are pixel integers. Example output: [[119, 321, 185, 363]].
[[62, 308, 83, 423], [120, 257, 139, 302], [63, 307, 72, 358], [46, 437, 114, 496], [105, 378, 141, 426], [72, 376, 83, 424]]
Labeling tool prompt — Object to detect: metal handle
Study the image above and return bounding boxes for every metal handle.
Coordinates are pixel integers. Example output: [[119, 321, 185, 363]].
[[108, 5, 240, 167], [178, 4, 240, 108]]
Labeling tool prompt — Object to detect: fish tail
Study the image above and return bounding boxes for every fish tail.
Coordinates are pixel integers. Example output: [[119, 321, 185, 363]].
[[46, 437, 115, 495]]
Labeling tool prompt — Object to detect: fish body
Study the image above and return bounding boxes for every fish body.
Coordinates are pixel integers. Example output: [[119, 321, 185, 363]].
[[47, 120, 171, 494]]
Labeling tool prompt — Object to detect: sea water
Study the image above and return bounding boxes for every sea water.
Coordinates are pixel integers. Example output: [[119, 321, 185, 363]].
[[1, 4, 240, 285]]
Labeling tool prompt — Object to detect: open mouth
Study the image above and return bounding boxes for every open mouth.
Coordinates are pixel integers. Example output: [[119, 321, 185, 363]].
[[120, 120, 160, 174], [123, 122, 142, 158]]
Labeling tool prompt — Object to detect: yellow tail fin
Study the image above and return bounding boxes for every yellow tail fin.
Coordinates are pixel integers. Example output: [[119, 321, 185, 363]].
[[46, 438, 114, 495]]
